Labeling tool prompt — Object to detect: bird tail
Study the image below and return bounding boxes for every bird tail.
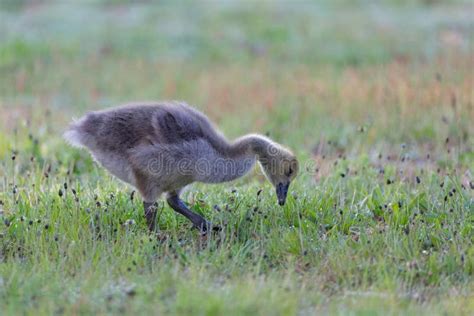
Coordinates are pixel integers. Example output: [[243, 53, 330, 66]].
[[63, 116, 88, 148]]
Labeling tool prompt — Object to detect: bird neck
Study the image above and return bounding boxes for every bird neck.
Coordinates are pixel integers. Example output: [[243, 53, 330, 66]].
[[228, 134, 274, 160], [196, 134, 272, 184]]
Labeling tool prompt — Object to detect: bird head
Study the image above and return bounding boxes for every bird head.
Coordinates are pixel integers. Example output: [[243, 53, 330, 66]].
[[258, 145, 299, 206]]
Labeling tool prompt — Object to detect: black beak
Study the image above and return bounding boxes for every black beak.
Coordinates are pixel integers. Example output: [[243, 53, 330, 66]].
[[276, 182, 290, 206]]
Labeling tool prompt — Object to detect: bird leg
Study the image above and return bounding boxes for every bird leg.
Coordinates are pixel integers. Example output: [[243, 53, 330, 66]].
[[143, 201, 158, 232], [166, 193, 219, 234]]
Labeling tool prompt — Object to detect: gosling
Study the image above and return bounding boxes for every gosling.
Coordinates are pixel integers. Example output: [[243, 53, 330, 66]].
[[64, 101, 299, 233]]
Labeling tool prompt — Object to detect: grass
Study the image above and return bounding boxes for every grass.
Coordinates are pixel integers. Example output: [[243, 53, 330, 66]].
[[0, 1, 473, 315]]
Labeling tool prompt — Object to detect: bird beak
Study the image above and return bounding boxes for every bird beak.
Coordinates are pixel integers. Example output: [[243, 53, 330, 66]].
[[276, 182, 290, 206]]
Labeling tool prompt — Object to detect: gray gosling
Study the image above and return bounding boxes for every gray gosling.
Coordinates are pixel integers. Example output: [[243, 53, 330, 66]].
[[64, 101, 299, 234]]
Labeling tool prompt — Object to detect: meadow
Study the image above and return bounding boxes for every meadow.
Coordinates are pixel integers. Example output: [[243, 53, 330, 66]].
[[0, 1, 473, 315]]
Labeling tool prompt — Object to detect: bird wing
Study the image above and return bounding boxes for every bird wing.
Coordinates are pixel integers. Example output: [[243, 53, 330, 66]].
[[150, 101, 218, 146]]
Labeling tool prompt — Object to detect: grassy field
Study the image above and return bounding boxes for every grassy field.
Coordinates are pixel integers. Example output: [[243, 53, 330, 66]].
[[0, 1, 473, 315]]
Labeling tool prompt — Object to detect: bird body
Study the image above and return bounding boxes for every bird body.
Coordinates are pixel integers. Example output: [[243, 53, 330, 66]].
[[65, 101, 298, 233]]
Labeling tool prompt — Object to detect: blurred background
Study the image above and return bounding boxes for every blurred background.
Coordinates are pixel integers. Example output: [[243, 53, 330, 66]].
[[0, 0, 472, 169]]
